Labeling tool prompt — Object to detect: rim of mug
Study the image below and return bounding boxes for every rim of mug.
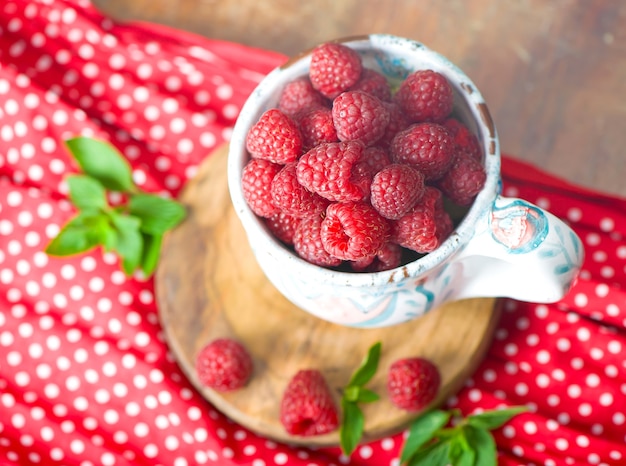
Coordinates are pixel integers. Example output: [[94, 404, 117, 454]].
[[227, 33, 501, 288]]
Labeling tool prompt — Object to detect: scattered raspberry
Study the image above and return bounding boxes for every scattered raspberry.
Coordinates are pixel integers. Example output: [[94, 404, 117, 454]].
[[297, 106, 338, 150], [294, 214, 342, 267], [438, 152, 486, 205], [387, 357, 441, 411], [332, 90, 390, 146], [264, 211, 301, 245], [195, 338, 253, 392], [391, 187, 451, 253], [278, 77, 327, 117], [351, 242, 402, 272], [390, 122, 455, 181], [280, 369, 339, 436], [394, 69, 453, 123], [349, 68, 392, 101], [296, 141, 370, 202], [246, 108, 303, 164], [241, 158, 282, 218], [370, 164, 425, 220], [309, 42, 362, 99], [320, 201, 390, 261], [443, 118, 482, 162], [271, 163, 329, 218]]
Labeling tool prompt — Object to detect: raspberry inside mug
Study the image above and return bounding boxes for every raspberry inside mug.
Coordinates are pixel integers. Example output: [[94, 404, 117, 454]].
[[228, 34, 584, 328]]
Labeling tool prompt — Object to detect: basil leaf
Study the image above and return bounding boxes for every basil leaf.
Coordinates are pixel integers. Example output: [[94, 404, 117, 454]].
[[467, 406, 527, 431], [67, 175, 108, 211], [339, 399, 364, 457], [109, 212, 143, 275], [406, 439, 450, 466], [45, 210, 111, 256], [65, 136, 135, 193], [356, 387, 380, 404], [400, 409, 451, 464], [128, 193, 186, 235], [348, 341, 381, 387], [465, 426, 496, 466], [140, 232, 162, 277]]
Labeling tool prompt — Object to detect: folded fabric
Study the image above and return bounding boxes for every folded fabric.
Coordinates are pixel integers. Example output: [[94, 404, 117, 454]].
[[0, 1, 624, 465]]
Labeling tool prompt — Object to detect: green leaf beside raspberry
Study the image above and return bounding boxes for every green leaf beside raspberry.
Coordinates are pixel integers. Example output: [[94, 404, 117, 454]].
[[339, 341, 382, 456], [399, 406, 527, 466]]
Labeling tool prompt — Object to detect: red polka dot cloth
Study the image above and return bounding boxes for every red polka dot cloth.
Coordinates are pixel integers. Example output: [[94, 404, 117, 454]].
[[0, 1, 625, 465]]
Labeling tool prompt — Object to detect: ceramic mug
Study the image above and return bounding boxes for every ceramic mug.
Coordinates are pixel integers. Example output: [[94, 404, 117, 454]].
[[227, 34, 584, 328]]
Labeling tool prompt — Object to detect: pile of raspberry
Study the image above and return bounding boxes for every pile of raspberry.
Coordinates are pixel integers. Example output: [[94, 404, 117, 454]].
[[241, 42, 486, 272]]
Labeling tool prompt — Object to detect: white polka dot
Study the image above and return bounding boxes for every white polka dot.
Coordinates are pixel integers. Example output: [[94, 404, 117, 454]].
[[577, 327, 591, 341], [599, 393, 613, 406], [579, 403, 593, 416], [567, 385, 582, 398], [567, 207, 582, 222]]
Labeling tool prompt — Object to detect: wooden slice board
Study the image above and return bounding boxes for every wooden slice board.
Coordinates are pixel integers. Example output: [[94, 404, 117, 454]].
[[155, 144, 501, 446]]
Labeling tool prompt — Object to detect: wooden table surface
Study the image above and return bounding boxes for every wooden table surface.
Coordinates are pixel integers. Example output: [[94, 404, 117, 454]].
[[93, 0, 626, 199]]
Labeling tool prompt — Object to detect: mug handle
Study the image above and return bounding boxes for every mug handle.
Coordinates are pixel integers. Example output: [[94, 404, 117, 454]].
[[453, 195, 584, 303]]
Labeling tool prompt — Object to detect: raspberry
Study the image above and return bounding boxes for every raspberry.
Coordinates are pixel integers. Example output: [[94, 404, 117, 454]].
[[349, 68, 391, 101], [297, 106, 338, 150], [246, 108, 303, 164], [378, 101, 411, 148], [264, 211, 301, 245], [309, 42, 362, 99], [360, 146, 392, 173], [278, 77, 327, 117], [296, 141, 370, 202], [332, 90, 390, 146], [321, 201, 390, 261], [195, 338, 253, 392], [350, 146, 392, 192], [387, 357, 441, 411], [270, 163, 329, 218], [394, 69, 453, 123], [294, 214, 342, 267], [443, 117, 482, 162], [391, 187, 452, 253], [241, 158, 282, 218], [390, 122, 455, 181], [280, 369, 339, 436], [370, 164, 425, 220], [438, 152, 486, 206], [351, 242, 402, 272]]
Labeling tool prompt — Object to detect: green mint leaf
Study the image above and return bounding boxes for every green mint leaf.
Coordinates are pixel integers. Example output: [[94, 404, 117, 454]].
[[356, 387, 380, 404], [400, 409, 451, 464], [65, 136, 135, 193], [140, 232, 163, 277], [465, 426, 497, 466], [109, 212, 143, 275], [67, 175, 108, 211], [348, 341, 381, 387], [406, 439, 450, 466], [448, 431, 476, 466], [343, 385, 360, 403], [128, 193, 186, 235], [339, 399, 364, 457], [45, 211, 105, 256], [467, 406, 527, 431]]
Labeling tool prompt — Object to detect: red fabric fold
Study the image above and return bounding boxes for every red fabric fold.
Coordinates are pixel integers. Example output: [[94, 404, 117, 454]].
[[0, 1, 625, 465]]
